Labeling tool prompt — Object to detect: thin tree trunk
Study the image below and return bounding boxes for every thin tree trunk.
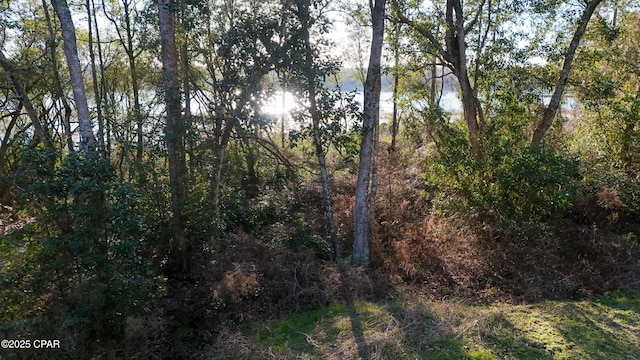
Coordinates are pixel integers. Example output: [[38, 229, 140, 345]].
[[102, 0, 143, 165], [353, 0, 386, 266], [281, 81, 286, 148], [86, 0, 105, 154], [532, 0, 602, 144], [51, 0, 96, 154], [127, 1, 144, 164], [0, 105, 21, 171], [0, 108, 18, 205], [210, 116, 236, 217], [297, 0, 340, 261], [180, 16, 191, 183], [0, 52, 54, 149], [92, 0, 110, 159], [368, 107, 379, 259], [180, 23, 190, 121], [42, 0, 74, 153], [390, 22, 400, 152], [430, 57, 437, 103], [159, 0, 189, 275]]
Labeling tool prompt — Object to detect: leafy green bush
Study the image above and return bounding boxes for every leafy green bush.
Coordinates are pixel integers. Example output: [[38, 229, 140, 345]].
[[1, 150, 155, 354], [426, 119, 580, 226], [283, 220, 332, 260]]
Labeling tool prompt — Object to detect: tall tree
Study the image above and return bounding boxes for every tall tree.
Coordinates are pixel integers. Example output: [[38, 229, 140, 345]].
[[352, 0, 386, 266], [51, 0, 96, 154], [198, 2, 282, 217], [393, 0, 485, 160], [86, 0, 106, 154], [572, 9, 640, 174], [158, 0, 189, 274], [42, 0, 75, 153], [102, 0, 145, 170], [532, 0, 604, 144], [389, 20, 402, 152], [295, 0, 341, 261]]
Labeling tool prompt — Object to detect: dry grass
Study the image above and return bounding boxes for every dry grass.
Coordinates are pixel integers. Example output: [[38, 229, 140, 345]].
[[207, 286, 640, 359]]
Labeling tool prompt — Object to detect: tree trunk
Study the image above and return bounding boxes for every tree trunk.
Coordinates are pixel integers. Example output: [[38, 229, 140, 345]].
[[92, 0, 110, 159], [445, 0, 481, 160], [532, 0, 603, 144], [86, 0, 106, 155], [0, 106, 21, 204], [0, 52, 54, 149], [296, 0, 340, 261], [51, 0, 96, 154], [353, 0, 386, 266], [210, 116, 236, 218], [390, 22, 401, 152], [0, 106, 20, 172], [102, 0, 143, 167], [42, 0, 74, 153], [159, 0, 189, 275], [123, 0, 143, 171], [126, 0, 144, 165], [281, 79, 286, 148]]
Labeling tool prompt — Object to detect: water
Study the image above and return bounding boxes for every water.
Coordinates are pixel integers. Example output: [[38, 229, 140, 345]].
[[261, 90, 464, 122]]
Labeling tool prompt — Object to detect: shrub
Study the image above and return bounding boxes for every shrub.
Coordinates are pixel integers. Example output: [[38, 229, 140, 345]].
[[1, 150, 155, 356], [576, 170, 640, 224], [425, 119, 580, 226]]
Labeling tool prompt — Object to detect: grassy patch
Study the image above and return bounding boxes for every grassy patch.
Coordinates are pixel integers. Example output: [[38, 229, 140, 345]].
[[211, 286, 640, 359]]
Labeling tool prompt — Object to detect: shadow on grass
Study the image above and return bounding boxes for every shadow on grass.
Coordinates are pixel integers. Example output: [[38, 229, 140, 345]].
[[210, 280, 640, 359], [386, 299, 556, 360], [338, 267, 369, 360], [551, 293, 640, 359]]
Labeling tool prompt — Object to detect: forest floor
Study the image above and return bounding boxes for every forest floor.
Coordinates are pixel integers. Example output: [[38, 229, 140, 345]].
[[128, 215, 640, 360], [205, 285, 640, 359]]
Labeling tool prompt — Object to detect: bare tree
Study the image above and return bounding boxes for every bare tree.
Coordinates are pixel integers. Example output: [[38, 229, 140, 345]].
[[102, 0, 145, 168]]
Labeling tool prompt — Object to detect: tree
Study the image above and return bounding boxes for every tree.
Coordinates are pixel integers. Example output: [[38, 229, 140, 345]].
[[0, 51, 54, 149], [158, 0, 189, 275], [50, 0, 97, 154], [393, 0, 484, 159], [391, 0, 605, 157], [42, 0, 75, 153], [195, 0, 284, 217], [532, 0, 604, 144], [352, 0, 386, 266], [101, 0, 146, 164], [294, 0, 342, 261]]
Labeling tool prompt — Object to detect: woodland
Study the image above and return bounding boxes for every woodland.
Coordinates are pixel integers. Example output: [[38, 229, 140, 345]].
[[1, 0, 640, 358]]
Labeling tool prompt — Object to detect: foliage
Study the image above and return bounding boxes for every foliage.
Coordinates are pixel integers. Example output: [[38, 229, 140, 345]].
[[1, 149, 155, 354], [424, 117, 580, 225], [289, 87, 361, 162], [572, 12, 640, 176], [2, 0, 640, 358]]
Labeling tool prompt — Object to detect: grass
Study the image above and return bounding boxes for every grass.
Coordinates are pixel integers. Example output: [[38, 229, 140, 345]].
[[209, 286, 640, 359]]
